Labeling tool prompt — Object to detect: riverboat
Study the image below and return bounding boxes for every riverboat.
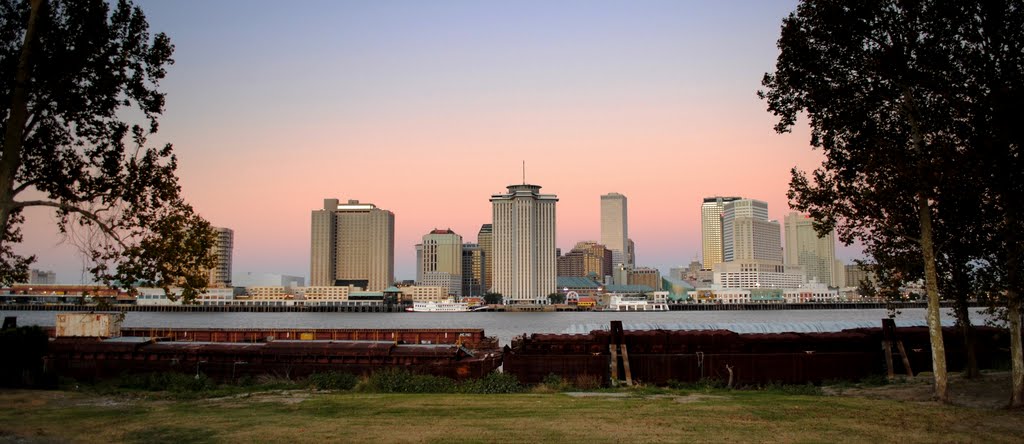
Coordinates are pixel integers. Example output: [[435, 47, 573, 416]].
[[406, 299, 471, 313]]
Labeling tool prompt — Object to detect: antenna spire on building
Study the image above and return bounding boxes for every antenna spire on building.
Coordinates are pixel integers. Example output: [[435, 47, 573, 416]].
[[522, 160, 526, 184]]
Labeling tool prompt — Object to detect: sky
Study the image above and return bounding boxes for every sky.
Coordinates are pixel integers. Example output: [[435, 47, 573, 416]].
[[17, 0, 863, 283]]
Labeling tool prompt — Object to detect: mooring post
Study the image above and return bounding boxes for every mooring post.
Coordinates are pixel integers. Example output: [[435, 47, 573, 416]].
[[609, 320, 625, 386], [882, 319, 897, 379]]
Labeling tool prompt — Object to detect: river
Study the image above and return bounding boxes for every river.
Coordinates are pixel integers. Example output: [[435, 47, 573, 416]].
[[2, 307, 994, 347]]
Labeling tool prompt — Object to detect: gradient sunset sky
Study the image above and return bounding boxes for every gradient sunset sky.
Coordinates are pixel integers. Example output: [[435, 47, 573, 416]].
[[18, 0, 863, 283]]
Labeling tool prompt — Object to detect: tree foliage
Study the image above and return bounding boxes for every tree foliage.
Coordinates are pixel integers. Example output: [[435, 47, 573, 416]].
[[482, 292, 503, 305], [0, 0, 214, 301], [547, 292, 565, 304], [761, 0, 1024, 406]]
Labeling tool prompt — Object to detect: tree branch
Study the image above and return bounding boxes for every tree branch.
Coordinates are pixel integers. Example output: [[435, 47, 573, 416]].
[[13, 199, 127, 249]]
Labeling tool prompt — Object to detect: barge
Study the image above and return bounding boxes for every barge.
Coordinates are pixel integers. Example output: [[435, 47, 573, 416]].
[[47, 337, 502, 382], [503, 320, 1013, 386], [41, 313, 502, 382]]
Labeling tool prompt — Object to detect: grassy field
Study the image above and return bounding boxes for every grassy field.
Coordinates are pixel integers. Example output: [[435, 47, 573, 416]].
[[2, 385, 1023, 443]]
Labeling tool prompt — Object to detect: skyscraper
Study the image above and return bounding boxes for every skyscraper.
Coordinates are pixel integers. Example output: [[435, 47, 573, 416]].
[[207, 227, 234, 288], [461, 243, 485, 297], [784, 212, 838, 286], [701, 196, 742, 269], [417, 228, 463, 296], [721, 199, 775, 262], [600, 193, 629, 268], [310, 198, 394, 290], [477, 224, 493, 292], [491, 184, 558, 304]]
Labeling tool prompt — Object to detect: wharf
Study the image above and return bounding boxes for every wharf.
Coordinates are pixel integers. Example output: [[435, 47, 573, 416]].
[[3, 301, 970, 313]]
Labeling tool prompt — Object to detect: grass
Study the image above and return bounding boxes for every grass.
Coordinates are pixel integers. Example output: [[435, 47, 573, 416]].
[[2, 385, 1023, 443]]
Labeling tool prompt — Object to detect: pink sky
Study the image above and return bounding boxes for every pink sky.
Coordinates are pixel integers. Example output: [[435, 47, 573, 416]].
[[16, 1, 862, 283]]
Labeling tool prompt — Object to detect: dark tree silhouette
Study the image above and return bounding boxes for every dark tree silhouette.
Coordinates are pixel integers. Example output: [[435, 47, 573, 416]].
[[761, 0, 1024, 405], [0, 0, 214, 301]]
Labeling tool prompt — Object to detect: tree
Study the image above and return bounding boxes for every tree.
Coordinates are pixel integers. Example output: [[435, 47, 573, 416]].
[[0, 0, 215, 301], [760, 0, 969, 402], [482, 292, 503, 305], [547, 292, 565, 304], [763, 0, 1024, 405], [939, 0, 1024, 406]]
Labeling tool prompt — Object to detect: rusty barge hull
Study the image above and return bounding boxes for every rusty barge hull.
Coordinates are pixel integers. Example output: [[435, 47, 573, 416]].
[[44, 327, 497, 349], [504, 326, 1012, 386], [47, 338, 502, 382]]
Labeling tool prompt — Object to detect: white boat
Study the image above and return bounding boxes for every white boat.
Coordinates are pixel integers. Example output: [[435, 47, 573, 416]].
[[603, 294, 669, 312], [406, 299, 471, 313]]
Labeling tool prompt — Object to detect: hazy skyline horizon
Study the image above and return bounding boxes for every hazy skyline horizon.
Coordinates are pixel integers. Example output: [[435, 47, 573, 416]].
[[15, 0, 865, 284]]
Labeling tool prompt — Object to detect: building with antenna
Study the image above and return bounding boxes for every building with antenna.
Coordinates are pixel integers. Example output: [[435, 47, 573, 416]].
[[490, 182, 558, 304]]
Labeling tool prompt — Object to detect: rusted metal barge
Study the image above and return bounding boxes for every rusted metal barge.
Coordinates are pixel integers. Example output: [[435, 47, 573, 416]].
[[42, 313, 502, 382], [503, 321, 1012, 386], [47, 337, 502, 382]]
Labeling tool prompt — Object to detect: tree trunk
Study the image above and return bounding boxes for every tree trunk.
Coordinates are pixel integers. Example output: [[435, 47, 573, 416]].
[[0, 0, 44, 237], [1009, 293, 1023, 407], [955, 300, 980, 379], [917, 193, 950, 403]]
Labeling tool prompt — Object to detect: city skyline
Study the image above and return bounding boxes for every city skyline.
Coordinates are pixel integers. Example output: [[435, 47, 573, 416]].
[[13, 1, 864, 283]]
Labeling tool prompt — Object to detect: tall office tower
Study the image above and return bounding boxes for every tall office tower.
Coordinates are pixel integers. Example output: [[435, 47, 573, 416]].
[[729, 217, 784, 263], [784, 212, 838, 286], [461, 243, 485, 296], [309, 198, 395, 290], [417, 228, 463, 296], [477, 224, 493, 292], [721, 199, 770, 262], [491, 184, 558, 304], [207, 227, 234, 288], [556, 241, 612, 279], [600, 193, 629, 268], [701, 196, 742, 269]]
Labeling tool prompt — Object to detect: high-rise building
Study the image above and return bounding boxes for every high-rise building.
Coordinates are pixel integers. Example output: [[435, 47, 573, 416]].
[[309, 198, 395, 290], [600, 193, 629, 268], [28, 269, 57, 285], [477, 224, 493, 292], [719, 199, 782, 264], [556, 241, 612, 279], [491, 184, 558, 304], [701, 196, 742, 269], [461, 243, 485, 297], [416, 228, 462, 296], [721, 199, 770, 262], [208, 227, 233, 288], [784, 212, 838, 286]]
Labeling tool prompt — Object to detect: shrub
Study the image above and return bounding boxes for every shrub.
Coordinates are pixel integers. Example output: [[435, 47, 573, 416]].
[[461, 371, 523, 394], [306, 372, 359, 391], [111, 372, 215, 393], [572, 374, 602, 390], [541, 373, 569, 391], [361, 368, 457, 393]]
